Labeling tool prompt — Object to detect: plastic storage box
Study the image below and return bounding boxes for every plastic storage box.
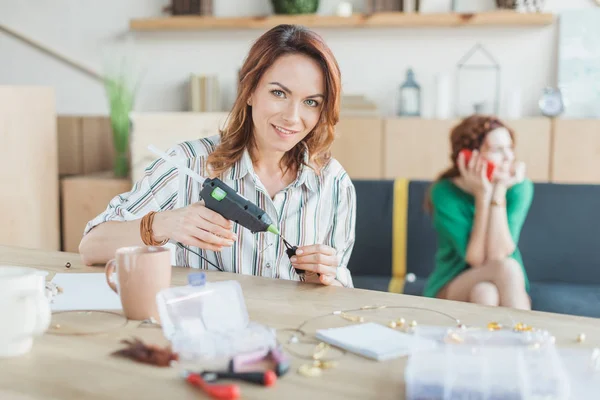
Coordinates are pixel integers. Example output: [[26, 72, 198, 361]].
[[405, 344, 570, 400]]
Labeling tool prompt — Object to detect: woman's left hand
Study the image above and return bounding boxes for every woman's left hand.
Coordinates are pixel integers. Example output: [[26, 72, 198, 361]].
[[290, 244, 341, 286]]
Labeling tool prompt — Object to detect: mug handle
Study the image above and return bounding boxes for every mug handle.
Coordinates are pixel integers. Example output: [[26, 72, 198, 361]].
[[105, 259, 118, 294]]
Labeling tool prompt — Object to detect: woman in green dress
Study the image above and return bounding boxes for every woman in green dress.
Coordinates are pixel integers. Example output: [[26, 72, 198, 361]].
[[424, 115, 534, 310]]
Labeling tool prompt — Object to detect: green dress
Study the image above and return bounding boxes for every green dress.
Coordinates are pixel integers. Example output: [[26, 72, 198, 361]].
[[423, 178, 534, 298]]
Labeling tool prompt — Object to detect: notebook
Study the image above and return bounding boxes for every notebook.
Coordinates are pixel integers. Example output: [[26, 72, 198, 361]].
[[315, 322, 438, 361]]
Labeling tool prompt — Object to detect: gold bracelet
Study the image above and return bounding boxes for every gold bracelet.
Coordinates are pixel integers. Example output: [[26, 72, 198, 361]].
[[140, 211, 168, 246], [491, 198, 506, 207]]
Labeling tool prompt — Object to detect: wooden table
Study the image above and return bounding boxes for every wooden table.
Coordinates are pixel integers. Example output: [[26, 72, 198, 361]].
[[0, 245, 599, 400]]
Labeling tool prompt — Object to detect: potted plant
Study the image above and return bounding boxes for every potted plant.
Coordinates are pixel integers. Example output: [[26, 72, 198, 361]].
[[271, 0, 320, 14], [103, 69, 138, 178]]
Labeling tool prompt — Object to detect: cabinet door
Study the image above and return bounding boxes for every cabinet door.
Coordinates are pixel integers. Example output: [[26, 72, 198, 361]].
[[331, 117, 384, 179], [384, 118, 458, 180], [0, 86, 59, 250], [552, 119, 600, 183], [129, 112, 229, 182], [505, 118, 551, 182], [384, 117, 551, 182]]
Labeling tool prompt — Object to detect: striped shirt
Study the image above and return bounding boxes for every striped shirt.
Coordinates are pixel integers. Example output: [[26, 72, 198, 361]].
[[84, 135, 356, 287]]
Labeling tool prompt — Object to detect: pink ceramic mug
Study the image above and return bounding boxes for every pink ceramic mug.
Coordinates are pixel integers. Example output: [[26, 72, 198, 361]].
[[105, 246, 172, 321]]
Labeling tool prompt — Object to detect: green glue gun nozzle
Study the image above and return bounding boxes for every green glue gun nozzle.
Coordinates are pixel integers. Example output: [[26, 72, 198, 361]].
[[267, 225, 280, 236]]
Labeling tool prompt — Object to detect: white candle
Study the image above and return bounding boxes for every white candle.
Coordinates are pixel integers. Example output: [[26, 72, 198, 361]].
[[506, 88, 522, 119], [336, 1, 353, 17], [435, 74, 452, 119]]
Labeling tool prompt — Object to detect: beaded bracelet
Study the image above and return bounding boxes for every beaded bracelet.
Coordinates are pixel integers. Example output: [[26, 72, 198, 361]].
[[140, 211, 168, 246]]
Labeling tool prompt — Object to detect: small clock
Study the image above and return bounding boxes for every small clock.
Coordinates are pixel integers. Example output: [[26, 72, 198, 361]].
[[538, 87, 564, 117]]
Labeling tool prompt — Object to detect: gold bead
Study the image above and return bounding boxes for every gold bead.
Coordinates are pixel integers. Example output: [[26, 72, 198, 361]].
[[577, 333, 586, 343], [513, 322, 533, 332], [54, 324, 61, 329], [487, 322, 502, 331], [314, 360, 338, 369], [298, 364, 322, 377], [388, 321, 397, 329], [397, 318, 406, 326], [313, 343, 329, 360]]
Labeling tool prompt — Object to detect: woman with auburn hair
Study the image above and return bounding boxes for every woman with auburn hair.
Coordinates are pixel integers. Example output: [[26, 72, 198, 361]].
[[424, 115, 533, 309], [79, 24, 356, 287]]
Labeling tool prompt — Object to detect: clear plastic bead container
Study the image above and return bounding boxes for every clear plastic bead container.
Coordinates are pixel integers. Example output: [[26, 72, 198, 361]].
[[412, 325, 556, 347], [405, 344, 571, 400], [156, 274, 275, 361]]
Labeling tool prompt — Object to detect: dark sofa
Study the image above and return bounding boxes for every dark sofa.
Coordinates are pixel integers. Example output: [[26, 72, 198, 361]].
[[348, 179, 600, 319]]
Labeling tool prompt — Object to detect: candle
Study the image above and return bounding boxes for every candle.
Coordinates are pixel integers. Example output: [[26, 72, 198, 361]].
[[336, 1, 353, 17]]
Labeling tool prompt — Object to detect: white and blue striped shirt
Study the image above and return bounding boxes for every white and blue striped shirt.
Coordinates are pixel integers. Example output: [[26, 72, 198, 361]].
[[84, 135, 356, 287]]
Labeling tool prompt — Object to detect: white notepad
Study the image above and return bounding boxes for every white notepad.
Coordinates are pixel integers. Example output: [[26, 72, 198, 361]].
[[315, 322, 438, 361]]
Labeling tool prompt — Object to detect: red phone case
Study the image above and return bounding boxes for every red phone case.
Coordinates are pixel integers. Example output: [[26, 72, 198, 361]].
[[459, 149, 495, 181]]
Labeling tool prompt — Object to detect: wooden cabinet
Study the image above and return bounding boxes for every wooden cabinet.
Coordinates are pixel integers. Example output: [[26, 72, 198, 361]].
[[504, 118, 552, 182], [129, 112, 229, 182], [383, 117, 552, 182], [331, 117, 383, 179], [60, 173, 132, 253], [551, 119, 600, 184], [384, 118, 459, 180], [0, 87, 60, 250], [57, 116, 114, 177]]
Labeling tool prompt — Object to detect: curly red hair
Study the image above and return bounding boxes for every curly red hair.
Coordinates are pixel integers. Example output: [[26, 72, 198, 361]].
[[424, 115, 516, 212]]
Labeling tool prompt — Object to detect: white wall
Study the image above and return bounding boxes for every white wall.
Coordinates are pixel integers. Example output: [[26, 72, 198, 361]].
[[0, 0, 595, 117]]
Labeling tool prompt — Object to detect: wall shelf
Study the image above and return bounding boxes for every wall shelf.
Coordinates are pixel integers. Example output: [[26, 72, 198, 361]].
[[129, 11, 554, 31]]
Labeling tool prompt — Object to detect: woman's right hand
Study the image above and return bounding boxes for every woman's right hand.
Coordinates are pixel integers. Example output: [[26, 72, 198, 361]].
[[457, 150, 493, 199], [152, 202, 237, 251]]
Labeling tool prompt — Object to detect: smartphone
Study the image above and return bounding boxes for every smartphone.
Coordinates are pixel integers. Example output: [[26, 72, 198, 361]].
[[459, 149, 495, 181]]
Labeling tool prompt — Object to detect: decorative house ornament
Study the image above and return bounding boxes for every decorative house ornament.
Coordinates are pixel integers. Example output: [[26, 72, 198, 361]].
[[455, 43, 500, 117], [398, 68, 421, 117]]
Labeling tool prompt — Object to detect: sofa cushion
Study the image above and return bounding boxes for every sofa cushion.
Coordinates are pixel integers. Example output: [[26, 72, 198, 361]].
[[347, 180, 394, 278], [403, 181, 600, 286], [518, 183, 600, 285], [529, 282, 600, 318], [391, 276, 600, 319]]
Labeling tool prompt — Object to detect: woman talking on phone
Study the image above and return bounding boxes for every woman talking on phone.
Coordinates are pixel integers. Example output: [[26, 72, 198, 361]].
[[424, 115, 533, 310], [79, 24, 356, 288]]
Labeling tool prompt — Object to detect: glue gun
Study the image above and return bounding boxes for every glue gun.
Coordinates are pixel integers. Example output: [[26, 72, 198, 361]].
[[148, 145, 280, 236]]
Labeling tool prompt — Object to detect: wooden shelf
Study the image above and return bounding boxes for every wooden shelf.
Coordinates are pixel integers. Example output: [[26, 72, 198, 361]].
[[130, 11, 554, 31]]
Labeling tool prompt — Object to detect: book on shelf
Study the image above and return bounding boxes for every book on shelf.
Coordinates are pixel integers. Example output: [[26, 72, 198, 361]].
[[189, 74, 221, 112]]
